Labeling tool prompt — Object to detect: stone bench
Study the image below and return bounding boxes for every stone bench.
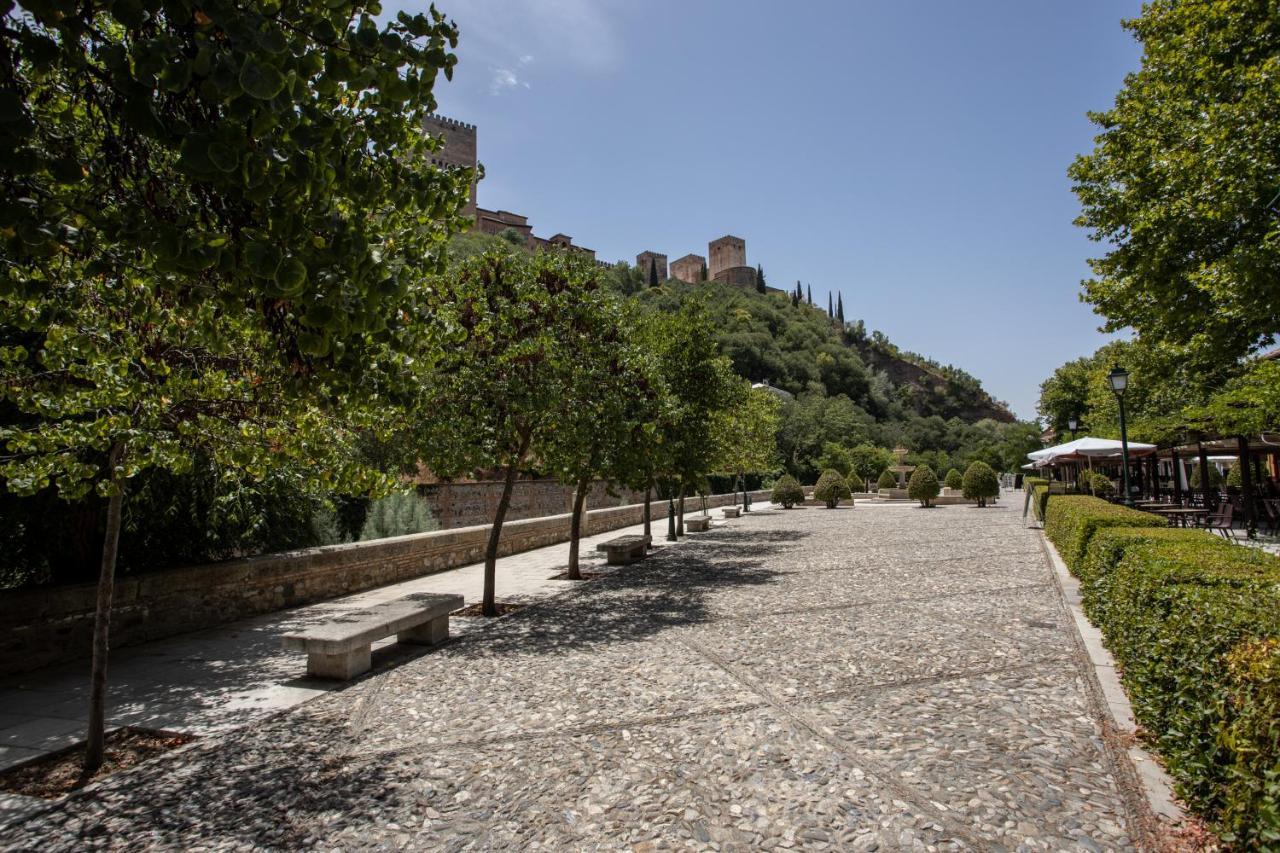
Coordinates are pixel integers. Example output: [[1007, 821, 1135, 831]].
[[594, 535, 648, 565], [684, 515, 712, 532], [282, 592, 463, 680], [722, 507, 741, 519]]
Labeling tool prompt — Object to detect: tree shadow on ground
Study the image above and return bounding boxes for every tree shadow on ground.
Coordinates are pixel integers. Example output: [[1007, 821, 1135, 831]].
[[454, 528, 811, 659]]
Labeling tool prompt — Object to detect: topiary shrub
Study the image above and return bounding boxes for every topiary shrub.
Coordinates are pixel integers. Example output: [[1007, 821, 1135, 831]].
[[961, 461, 999, 507], [907, 465, 939, 508], [771, 475, 805, 509], [876, 469, 897, 490], [846, 471, 865, 493], [812, 469, 852, 508], [944, 468, 963, 490], [1086, 471, 1115, 497], [1042, 494, 1161, 574], [1189, 464, 1223, 489]]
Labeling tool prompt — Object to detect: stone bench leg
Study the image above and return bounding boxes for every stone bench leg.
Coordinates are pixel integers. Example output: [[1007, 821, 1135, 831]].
[[307, 646, 371, 680], [398, 616, 449, 646]]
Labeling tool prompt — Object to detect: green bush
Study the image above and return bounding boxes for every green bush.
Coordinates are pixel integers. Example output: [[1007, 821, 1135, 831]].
[[845, 471, 865, 493], [1030, 483, 1050, 520], [876, 469, 897, 490], [1023, 476, 1047, 492], [961, 461, 999, 507], [1086, 471, 1115, 497], [1043, 494, 1161, 572], [1073, 531, 1280, 844], [359, 491, 438, 541], [771, 475, 806, 509], [812, 469, 852, 508], [907, 465, 939, 507], [1189, 464, 1223, 489], [944, 468, 963, 490]]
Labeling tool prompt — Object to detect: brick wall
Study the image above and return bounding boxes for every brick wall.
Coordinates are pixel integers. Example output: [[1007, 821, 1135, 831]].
[[0, 490, 769, 677]]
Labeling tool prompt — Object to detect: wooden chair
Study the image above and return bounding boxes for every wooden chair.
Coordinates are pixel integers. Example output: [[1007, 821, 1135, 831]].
[[1202, 501, 1237, 539]]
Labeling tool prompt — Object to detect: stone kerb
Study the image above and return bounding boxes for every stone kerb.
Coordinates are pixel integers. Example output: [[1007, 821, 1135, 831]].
[[0, 489, 769, 677]]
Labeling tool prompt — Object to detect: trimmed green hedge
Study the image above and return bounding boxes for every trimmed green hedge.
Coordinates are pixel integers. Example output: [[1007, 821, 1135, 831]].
[[1075, 529, 1280, 844], [1043, 494, 1160, 572]]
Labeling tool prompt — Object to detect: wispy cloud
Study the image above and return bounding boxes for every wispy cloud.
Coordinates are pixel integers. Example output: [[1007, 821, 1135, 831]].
[[488, 55, 533, 96]]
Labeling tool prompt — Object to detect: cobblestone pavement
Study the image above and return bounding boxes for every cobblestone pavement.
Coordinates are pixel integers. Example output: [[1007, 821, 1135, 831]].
[[2, 497, 1150, 851]]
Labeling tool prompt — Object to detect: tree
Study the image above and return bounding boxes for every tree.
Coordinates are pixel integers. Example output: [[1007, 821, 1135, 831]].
[[837, 293, 845, 323], [877, 469, 898, 490], [961, 462, 999, 507], [712, 383, 781, 510], [845, 471, 865, 492], [541, 296, 659, 579], [908, 466, 940, 507], [849, 444, 895, 484], [418, 250, 597, 614], [807, 284, 813, 305], [827, 292, 833, 318], [648, 258, 659, 288], [813, 442, 853, 478], [0, 2, 464, 776], [1070, 1, 1280, 370], [812, 469, 851, 508], [755, 264, 767, 294], [700, 262, 708, 282], [944, 468, 963, 490], [771, 475, 805, 509]]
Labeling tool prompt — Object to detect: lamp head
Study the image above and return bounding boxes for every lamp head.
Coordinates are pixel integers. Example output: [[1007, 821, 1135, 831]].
[[1068, 417, 1078, 432], [1107, 365, 1129, 395]]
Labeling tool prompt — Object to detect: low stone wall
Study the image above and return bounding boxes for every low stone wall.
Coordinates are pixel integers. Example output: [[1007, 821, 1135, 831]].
[[421, 480, 648, 530], [0, 490, 768, 677]]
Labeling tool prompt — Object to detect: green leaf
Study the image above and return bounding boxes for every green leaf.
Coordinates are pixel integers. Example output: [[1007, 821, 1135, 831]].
[[239, 57, 286, 100]]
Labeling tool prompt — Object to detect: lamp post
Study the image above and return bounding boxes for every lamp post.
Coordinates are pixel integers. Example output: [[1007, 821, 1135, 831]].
[[1067, 417, 1079, 489], [1068, 417, 1078, 441], [666, 483, 677, 542], [1107, 365, 1134, 506]]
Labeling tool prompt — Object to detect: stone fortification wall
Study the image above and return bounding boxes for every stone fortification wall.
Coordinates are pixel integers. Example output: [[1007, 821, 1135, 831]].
[[0, 490, 769, 677]]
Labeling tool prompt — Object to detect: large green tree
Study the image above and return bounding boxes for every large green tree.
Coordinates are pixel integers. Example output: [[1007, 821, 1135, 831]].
[[0, 1, 466, 774], [1070, 1, 1280, 369]]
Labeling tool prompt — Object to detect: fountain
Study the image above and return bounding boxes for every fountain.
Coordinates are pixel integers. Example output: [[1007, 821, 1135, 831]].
[[877, 445, 916, 501]]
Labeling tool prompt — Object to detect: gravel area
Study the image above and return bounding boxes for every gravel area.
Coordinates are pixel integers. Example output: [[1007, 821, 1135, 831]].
[[1, 497, 1148, 850]]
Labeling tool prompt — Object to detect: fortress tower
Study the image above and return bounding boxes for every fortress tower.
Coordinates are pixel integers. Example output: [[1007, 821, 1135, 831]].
[[422, 114, 477, 218], [636, 251, 668, 281], [708, 235, 755, 287], [670, 254, 706, 284]]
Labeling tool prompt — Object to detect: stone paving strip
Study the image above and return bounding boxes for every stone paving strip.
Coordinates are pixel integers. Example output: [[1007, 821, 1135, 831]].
[[1, 496, 1156, 850]]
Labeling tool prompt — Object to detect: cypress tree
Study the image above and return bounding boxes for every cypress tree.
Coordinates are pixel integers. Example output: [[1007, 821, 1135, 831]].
[[828, 292, 833, 317], [807, 284, 812, 305], [755, 264, 766, 294], [795, 280, 802, 301], [700, 262, 708, 281], [837, 293, 845, 322], [648, 258, 658, 287]]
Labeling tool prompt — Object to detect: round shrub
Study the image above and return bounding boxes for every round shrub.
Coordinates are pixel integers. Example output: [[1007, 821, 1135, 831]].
[[1088, 471, 1115, 497], [907, 465, 940, 508], [944, 468, 963, 490], [1189, 464, 1222, 489], [876, 469, 897, 490], [771, 475, 805, 509], [961, 461, 999, 507], [812, 469, 852, 508], [846, 471, 865, 493]]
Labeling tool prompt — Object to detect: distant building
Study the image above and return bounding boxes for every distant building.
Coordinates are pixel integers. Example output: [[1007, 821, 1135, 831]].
[[670, 254, 706, 284]]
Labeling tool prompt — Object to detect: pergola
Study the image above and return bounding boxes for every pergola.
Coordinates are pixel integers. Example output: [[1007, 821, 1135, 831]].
[[1152, 435, 1280, 533]]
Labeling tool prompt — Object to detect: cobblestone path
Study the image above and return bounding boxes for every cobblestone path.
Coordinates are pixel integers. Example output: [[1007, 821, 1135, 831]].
[[2, 499, 1149, 851]]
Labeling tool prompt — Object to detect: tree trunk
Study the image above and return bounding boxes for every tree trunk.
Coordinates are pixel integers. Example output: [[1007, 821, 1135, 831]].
[[567, 478, 589, 580], [484, 435, 530, 618], [85, 441, 126, 778], [643, 484, 652, 545]]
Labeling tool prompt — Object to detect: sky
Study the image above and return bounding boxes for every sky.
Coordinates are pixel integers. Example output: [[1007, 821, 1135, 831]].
[[396, 0, 1146, 421]]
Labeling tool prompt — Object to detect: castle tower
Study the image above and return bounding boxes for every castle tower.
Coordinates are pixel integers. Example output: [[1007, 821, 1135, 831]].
[[670, 254, 706, 284], [636, 251, 668, 282], [422, 114, 478, 218], [708, 235, 746, 280]]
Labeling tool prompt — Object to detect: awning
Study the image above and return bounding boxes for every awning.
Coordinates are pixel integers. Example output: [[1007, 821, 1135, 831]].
[[1028, 436, 1157, 463]]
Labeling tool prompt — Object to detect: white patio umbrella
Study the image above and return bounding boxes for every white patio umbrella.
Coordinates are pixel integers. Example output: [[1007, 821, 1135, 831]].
[[1028, 436, 1156, 462]]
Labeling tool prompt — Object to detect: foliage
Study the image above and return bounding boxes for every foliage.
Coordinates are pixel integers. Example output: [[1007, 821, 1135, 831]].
[[359, 492, 438, 541], [845, 471, 864, 493], [907, 465, 939, 507], [812, 469, 851, 508], [876, 469, 897, 490], [770, 475, 805, 509], [1069, 0, 1280, 371], [848, 444, 895, 484], [1072, 526, 1280, 845], [712, 384, 781, 479], [1042, 495, 1161, 572], [944, 468, 963, 490], [1086, 471, 1115, 497], [961, 461, 999, 507], [1190, 464, 1223, 490]]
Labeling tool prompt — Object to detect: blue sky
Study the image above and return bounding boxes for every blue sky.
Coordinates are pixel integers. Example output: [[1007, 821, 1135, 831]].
[[400, 0, 1145, 420]]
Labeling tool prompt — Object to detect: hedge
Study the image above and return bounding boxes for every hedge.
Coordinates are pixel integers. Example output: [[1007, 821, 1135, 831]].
[[1075, 530, 1280, 844], [1042, 494, 1160, 573], [1045, 494, 1280, 845]]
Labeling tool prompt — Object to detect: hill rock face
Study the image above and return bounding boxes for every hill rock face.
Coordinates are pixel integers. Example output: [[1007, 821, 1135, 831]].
[[634, 279, 1013, 425]]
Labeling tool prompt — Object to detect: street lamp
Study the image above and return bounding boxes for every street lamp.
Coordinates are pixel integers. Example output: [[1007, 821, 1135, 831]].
[[1107, 365, 1134, 506], [666, 483, 677, 542], [1067, 417, 1078, 441], [1067, 417, 1079, 490]]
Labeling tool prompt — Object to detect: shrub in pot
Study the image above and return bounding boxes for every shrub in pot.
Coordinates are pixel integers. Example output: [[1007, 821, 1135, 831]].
[[962, 461, 999, 507], [771, 475, 805, 509], [908, 465, 940, 508], [812, 469, 852, 508]]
